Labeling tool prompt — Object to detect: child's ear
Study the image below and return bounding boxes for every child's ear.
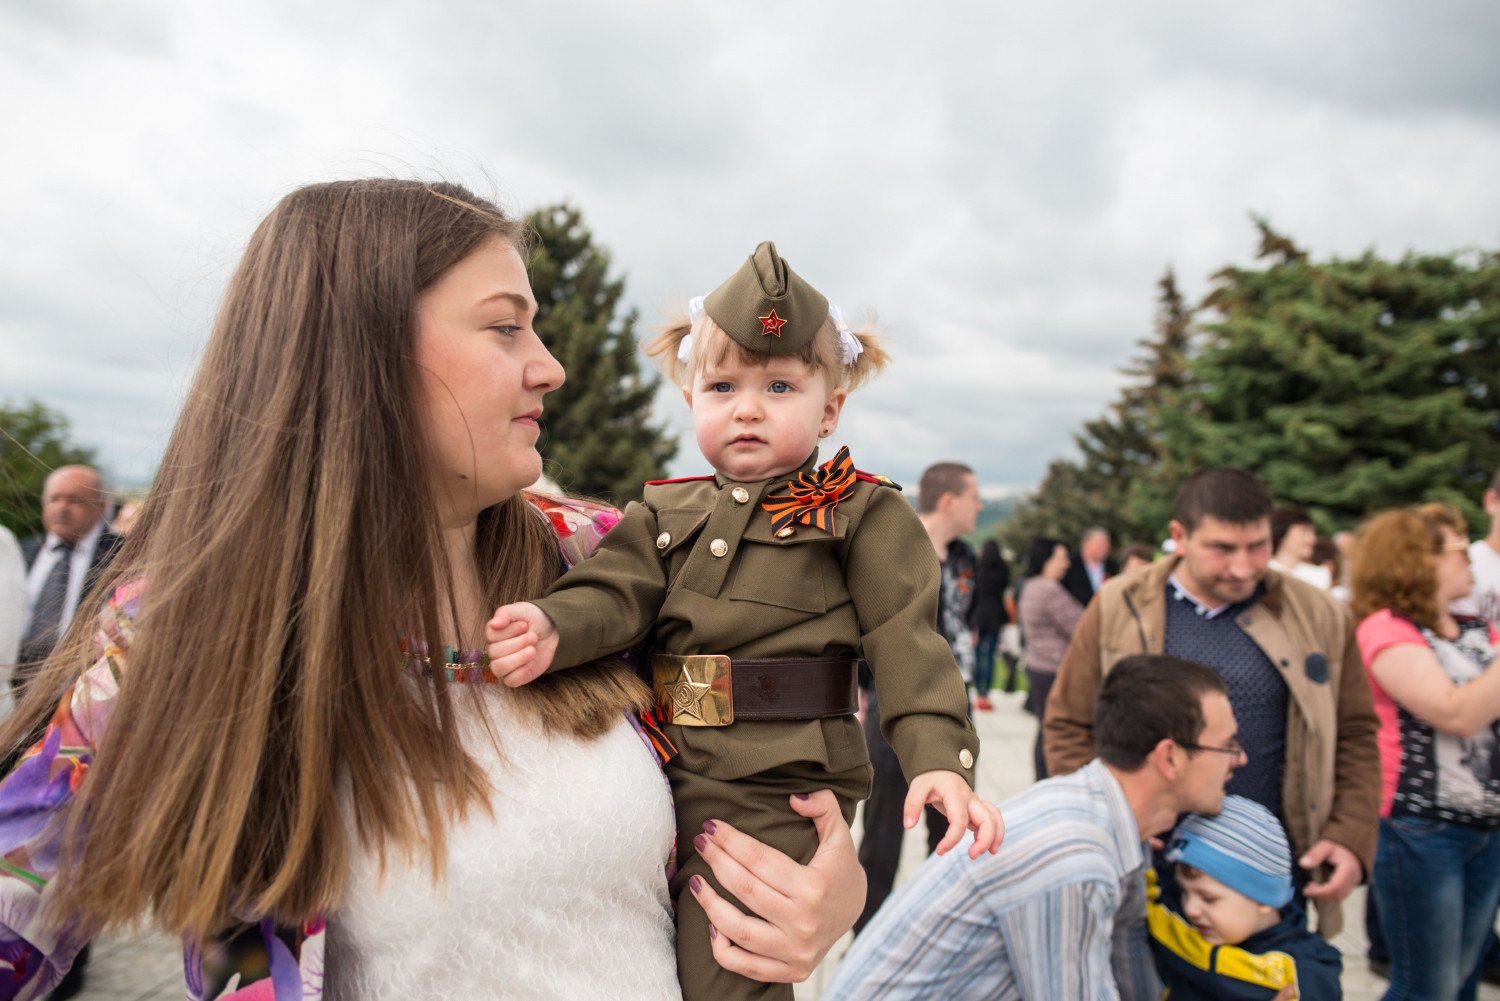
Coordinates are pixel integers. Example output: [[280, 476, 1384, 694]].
[[822, 387, 848, 433], [682, 384, 693, 407]]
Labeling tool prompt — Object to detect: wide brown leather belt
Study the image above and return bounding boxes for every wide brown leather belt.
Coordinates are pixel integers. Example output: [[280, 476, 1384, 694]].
[[650, 653, 860, 727]]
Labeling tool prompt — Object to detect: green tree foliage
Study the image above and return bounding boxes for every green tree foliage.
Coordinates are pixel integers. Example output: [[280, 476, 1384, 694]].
[[1000, 270, 1194, 553], [525, 204, 677, 503], [1159, 220, 1500, 531], [1, 399, 98, 538]]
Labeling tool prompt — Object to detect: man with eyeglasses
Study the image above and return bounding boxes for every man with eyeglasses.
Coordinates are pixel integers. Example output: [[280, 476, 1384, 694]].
[[827, 655, 1237, 1000], [1043, 468, 1380, 938]]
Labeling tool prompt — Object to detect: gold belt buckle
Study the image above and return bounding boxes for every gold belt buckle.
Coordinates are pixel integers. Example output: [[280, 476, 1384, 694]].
[[651, 653, 734, 727]]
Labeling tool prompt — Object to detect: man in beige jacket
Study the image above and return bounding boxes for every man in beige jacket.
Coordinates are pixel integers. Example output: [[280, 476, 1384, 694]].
[[1043, 468, 1380, 936]]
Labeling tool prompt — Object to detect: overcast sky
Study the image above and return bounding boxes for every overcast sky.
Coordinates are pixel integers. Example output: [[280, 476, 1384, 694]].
[[3, 1, 1498, 496]]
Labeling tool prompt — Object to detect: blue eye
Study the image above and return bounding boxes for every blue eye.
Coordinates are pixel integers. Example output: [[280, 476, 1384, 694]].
[[711, 382, 733, 393], [769, 381, 792, 394], [490, 325, 522, 337]]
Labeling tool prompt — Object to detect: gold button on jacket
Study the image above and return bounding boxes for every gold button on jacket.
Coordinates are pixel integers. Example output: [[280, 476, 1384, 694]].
[[532, 452, 979, 787]]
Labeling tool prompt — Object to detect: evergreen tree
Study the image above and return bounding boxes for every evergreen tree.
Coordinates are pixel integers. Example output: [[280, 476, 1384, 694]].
[[1, 399, 98, 537], [1118, 269, 1198, 538], [525, 204, 677, 503], [1000, 269, 1196, 553], [1159, 220, 1500, 530]]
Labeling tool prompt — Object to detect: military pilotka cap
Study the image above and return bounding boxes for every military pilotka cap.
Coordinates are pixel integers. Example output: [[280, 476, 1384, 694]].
[[702, 241, 828, 356]]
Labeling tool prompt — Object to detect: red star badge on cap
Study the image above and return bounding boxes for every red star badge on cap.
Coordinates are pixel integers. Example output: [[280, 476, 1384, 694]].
[[758, 309, 787, 337]]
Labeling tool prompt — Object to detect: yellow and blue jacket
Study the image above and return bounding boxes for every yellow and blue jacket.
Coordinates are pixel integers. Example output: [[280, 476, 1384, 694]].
[[1146, 868, 1343, 999]]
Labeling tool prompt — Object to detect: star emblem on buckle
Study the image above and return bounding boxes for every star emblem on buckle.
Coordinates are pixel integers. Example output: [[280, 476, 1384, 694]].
[[666, 664, 713, 724], [651, 654, 734, 725], [758, 309, 787, 337]]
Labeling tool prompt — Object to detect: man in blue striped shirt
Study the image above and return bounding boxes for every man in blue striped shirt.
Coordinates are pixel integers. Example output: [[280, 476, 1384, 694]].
[[827, 654, 1242, 1000]]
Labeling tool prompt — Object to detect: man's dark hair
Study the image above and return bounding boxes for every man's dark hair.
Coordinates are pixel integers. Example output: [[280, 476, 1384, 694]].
[[1270, 505, 1315, 553], [917, 462, 974, 514], [1172, 468, 1274, 532], [1094, 654, 1229, 770]]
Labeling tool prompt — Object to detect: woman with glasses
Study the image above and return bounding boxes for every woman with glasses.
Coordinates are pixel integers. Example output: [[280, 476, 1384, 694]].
[[1352, 503, 1500, 1000]]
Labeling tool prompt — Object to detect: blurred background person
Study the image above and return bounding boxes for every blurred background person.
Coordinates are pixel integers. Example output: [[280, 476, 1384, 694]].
[[1352, 503, 1500, 1001], [1271, 505, 1331, 590], [1019, 536, 1083, 780], [1313, 536, 1347, 603], [110, 498, 144, 537], [16, 466, 122, 686], [971, 539, 1013, 709], [0, 527, 23, 713], [1120, 543, 1156, 576], [1063, 526, 1117, 608], [1454, 468, 1500, 626]]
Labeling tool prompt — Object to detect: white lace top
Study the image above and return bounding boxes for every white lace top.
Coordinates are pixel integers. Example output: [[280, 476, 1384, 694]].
[[324, 689, 681, 1000]]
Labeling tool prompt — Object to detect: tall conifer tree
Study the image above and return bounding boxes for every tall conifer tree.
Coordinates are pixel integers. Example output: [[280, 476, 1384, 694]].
[[1001, 269, 1196, 551], [1159, 220, 1500, 529], [525, 204, 677, 502]]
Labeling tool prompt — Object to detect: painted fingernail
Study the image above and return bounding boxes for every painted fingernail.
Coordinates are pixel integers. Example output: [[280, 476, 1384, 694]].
[[793, 793, 811, 801], [708, 924, 718, 940], [692, 834, 708, 853], [703, 820, 717, 835], [690, 875, 704, 894]]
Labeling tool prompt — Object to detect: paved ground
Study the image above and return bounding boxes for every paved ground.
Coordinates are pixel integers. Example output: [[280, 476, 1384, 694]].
[[72, 690, 1498, 998]]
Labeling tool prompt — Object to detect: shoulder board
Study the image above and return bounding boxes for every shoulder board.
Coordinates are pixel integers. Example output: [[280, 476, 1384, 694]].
[[644, 475, 716, 486], [855, 470, 903, 491]]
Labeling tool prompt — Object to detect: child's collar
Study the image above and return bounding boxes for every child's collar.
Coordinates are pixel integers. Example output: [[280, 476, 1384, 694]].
[[712, 448, 820, 489]]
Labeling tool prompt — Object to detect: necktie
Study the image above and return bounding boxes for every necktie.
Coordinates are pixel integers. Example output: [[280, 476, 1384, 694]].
[[19, 541, 74, 668]]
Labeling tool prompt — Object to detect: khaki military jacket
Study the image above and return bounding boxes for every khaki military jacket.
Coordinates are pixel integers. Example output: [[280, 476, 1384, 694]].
[[1041, 554, 1381, 936], [534, 454, 978, 787]]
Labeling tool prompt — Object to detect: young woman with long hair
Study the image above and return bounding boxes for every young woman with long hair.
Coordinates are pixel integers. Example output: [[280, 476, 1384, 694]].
[[0, 179, 863, 1000]]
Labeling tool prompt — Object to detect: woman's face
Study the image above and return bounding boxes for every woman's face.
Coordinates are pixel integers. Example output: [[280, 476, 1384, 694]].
[[1044, 543, 1071, 581], [414, 237, 564, 523], [1434, 525, 1474, 605]]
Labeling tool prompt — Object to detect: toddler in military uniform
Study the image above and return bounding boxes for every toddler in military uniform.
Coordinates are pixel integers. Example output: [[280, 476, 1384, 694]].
[[486, 242, 1001, 1001]]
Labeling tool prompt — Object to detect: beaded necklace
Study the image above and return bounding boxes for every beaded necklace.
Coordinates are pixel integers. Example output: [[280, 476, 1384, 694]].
[[400, 638, 496, 685]]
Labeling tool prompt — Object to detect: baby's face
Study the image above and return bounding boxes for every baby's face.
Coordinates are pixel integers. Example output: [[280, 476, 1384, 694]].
[[686, 354, 843, 482], [1176, 866, 1278, 946]]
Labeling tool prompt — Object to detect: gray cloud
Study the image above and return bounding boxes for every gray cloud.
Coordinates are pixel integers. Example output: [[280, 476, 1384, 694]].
[[2, 0, 1497, 494]]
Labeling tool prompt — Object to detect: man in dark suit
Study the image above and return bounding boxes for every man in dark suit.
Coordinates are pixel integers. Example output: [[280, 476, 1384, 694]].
[[15, 465, 120, 999], [1062, 526, 1119, 608], [18, 465, 123, 677]]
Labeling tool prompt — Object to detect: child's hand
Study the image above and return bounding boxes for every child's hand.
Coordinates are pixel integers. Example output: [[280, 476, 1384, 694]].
[[903, 769, 1004, 859], [484, 602, 559, 686]]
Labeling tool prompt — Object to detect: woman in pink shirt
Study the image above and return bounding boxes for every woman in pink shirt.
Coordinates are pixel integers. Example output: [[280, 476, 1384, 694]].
[[1353, 503, 1500, 1001]]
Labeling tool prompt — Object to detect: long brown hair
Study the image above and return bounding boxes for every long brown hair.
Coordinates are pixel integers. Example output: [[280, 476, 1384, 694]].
[[2, 179, 647, 938], [1350, 503, 1468, 631]]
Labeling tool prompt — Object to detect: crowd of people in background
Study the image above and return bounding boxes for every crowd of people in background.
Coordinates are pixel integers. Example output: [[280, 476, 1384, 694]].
[[4, 440, 1498, 1000], [6, 453, 1500, 999], [1, 178, 1494, 1001], [886, 464, 1499, 1000]]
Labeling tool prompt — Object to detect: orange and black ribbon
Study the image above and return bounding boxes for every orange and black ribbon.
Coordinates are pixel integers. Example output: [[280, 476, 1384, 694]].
[[761, 445, 857, 534]]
